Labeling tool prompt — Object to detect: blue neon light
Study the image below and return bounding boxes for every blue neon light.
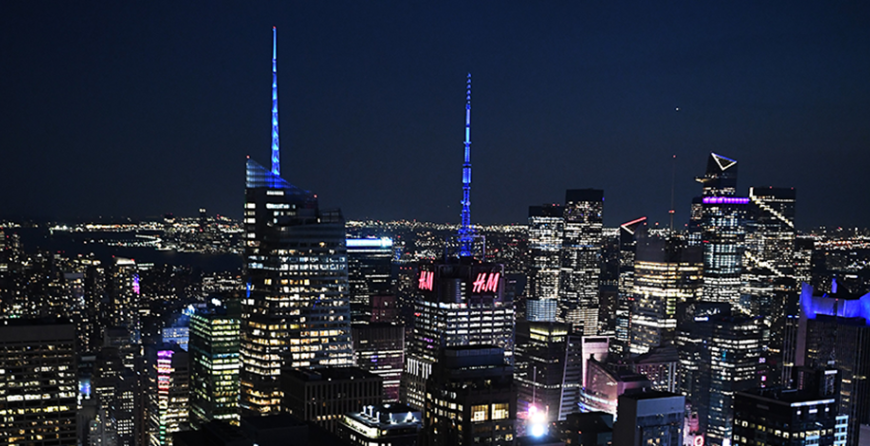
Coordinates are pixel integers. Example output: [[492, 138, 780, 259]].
[[800, 282, 870, 325], [458, 73, 474, 257], [271, 26, 280, 176]]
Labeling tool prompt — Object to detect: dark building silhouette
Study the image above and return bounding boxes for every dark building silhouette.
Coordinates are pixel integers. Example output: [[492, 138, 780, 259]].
[[422, 346, 516, 446]]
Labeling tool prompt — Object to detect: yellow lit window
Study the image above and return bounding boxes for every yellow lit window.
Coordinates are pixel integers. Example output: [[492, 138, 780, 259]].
[[491, 403, 509, 420], [471, 405, 488, 422]]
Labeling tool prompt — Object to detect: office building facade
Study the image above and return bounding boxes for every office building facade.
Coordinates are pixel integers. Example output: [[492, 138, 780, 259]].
[[527, 205, 564, 322], [189, 305, 241, 427], [0, 319, 77, 445], [423, 346, 516, 446], [401, 259, 513, 410], [240, 28, 353, 415], [559, 189, 604, 335], [629, 233, 702, 355]]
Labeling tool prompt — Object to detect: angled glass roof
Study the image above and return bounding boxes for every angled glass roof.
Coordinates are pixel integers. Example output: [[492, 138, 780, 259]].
[[245, 158, 312, 198]]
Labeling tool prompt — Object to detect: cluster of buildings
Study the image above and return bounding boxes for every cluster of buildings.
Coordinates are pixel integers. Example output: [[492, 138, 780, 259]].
[[1, 28, 870, 446]]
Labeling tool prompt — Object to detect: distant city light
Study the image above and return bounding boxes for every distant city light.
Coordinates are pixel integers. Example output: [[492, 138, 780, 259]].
[[346, 237, 393, 248]]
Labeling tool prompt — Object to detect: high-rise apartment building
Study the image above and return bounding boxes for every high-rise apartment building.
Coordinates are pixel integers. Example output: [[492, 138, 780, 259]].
[[189, 304, 240, 427], [629, 233, 702, 355], [0, 319, 77, 445], [239, 27, 353, 415], [527, 204, 564, 322], [559, 189, 604, 335]]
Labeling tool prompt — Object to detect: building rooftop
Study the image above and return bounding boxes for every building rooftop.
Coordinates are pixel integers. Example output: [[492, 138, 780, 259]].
[[345, 403, 422, 430], [738, 387, 837, 406], [283, 366, 378, 382], [621, 389, 682, 401], [241, 413, 307, 431]]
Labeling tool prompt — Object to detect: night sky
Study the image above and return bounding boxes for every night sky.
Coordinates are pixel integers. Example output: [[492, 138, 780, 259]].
[[2, 2, 869, 229]]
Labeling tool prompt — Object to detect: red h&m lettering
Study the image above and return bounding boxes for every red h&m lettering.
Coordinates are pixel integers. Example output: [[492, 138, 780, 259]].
[[472, 272, 500, 293], [418, 271, 434, 291]]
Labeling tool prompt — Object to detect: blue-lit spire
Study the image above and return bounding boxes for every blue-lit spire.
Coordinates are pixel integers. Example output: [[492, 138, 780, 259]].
[[271, 26, 280, 176], [458, 73, 474, 257]]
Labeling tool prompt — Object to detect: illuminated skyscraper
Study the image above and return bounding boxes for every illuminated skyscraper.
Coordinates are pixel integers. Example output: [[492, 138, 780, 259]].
[[401, 260, 513, 410], [694, 153, 747, 305], [514, 321, 583, 421], [0, 319, 77, 445], [189, 304, 240, 427], [109, 257, 141, 344], [744, 186, 797, 385], [401, 75, 513, 410], [145, 343, 190, 446], [683, 314, 762, 446], [629, 233, 703, 355], [239, 27, 353, 415], [526, 204, 564, 322], [612, 217, 646, 358], [559, 189, 604, 335], [745, 187, 796, 277]]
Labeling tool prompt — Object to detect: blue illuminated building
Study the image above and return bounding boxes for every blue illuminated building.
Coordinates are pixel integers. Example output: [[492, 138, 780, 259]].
[[239, 27, 353, 416], [798, 281, 870, 323], [796, 282, 870, 446]]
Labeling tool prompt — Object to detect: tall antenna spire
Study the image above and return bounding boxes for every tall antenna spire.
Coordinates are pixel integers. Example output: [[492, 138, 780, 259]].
[[669, 154, 676, 233], [271, 26, 280, 176], [458, 73, 474, 257]]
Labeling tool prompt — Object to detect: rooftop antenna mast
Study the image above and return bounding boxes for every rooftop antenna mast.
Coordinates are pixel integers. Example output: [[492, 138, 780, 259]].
[[458, 73, 474, 257], [669, 155, 676, 233], [271, 26, 280, 176]]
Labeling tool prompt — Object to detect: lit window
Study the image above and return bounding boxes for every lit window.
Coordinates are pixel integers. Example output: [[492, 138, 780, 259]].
[[471, 405, 488, 422], [491, 403, 509, 420]]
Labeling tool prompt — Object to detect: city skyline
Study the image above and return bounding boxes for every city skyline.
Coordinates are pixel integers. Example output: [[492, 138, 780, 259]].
[[2, 2, 870, 229]]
